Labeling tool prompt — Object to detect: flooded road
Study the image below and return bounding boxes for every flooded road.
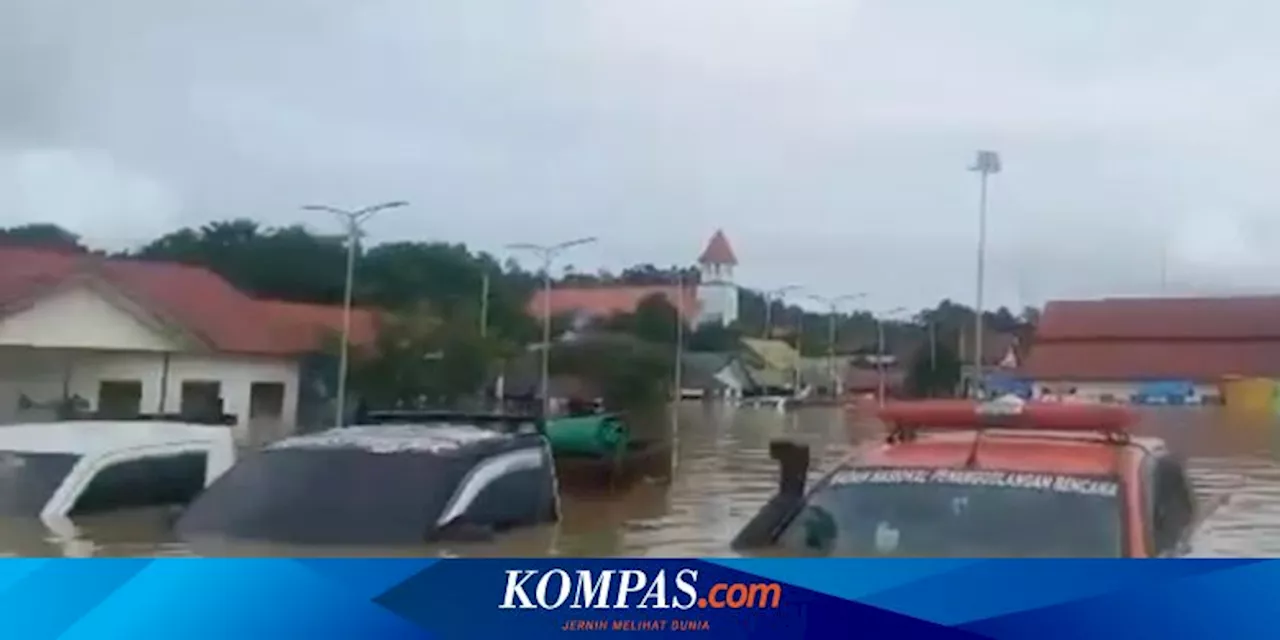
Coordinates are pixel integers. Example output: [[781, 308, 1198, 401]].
[[2, 404, 1279, 557]]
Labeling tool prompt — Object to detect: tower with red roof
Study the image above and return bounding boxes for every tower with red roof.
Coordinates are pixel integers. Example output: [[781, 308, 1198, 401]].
[[695, 229, 739, 326]]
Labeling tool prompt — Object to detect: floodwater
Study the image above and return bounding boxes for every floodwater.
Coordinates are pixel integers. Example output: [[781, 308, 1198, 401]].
[[2, 405, 1278, 557]]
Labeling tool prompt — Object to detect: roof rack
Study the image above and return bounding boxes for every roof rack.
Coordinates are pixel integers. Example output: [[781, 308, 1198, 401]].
[[352, 409, 546, 435], [61, 413, 237, 426], [880, 398, 1136, 446]]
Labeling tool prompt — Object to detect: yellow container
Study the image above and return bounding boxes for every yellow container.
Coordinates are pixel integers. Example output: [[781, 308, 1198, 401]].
[[1221, 376, 1277, 414]]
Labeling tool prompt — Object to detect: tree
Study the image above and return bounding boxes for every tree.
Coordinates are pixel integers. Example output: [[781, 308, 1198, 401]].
[[549, 334, 673, 412], [342, 304, 502, 407], [0, 224, 86, 251], [597, 293, 682, 345], [903, 340, 962, 398], [687, 322, 742, 352]]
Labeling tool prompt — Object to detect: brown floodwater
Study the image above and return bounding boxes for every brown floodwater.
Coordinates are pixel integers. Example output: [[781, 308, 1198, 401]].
[[1, 404, 1278, 557]]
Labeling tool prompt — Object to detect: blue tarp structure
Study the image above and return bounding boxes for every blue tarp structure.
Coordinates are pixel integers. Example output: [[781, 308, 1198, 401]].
[[984, 373, 1032, 399], [1131, 379, 1196, 405]]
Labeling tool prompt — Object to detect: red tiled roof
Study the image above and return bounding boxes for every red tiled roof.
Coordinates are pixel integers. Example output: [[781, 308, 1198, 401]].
[[1023, 295, 1280, 381], [697, 230, 738, 266], [0, 247, 356, 356], [1021, 340, 1280, 381], [1037, 296, 1280, 340], [844, 367, 906, 392], [527, 285, 700, 320], [256, 300, 379, 353]]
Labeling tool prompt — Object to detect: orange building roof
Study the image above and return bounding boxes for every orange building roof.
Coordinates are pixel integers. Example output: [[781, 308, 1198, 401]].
[[527, 285, 700, 321], [255, 300, 379, 352], [698, 230, 738, 266], [0, 246, 372, 356]]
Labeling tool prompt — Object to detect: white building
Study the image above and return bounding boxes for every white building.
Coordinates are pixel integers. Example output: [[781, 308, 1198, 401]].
[[0, 247, 372, 446], [527, 229, 742, 328], [694, 229, 740, 327]]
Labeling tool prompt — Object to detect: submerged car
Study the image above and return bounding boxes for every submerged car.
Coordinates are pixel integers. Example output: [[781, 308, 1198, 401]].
[[0, 420, 236, 532], [175, 412, 560, 545], [734, 397, 1209, 558]]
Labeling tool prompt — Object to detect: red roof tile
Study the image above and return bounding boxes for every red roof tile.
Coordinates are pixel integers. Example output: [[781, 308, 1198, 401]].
[[1037, 296, 1280, 340], [255, 300, 379, 353], [528, 285, 700, 320], [0, 247, 354, 356], [698, 230, 738, 266], [844, 367, 906, 392], [1021, 340, 1280, 381], [1023, 295, 1280, 380]]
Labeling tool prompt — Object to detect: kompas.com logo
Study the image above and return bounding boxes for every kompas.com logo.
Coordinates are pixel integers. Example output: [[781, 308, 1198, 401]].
[[499, 568, 783, 610]]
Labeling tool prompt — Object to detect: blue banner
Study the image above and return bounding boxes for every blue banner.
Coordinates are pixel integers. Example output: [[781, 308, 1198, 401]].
[[2, 558, 1277, 639]]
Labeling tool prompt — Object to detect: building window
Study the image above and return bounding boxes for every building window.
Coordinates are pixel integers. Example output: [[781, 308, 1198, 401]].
[[180, 380, 223, 422], [70, 452, 209, 516], [97, 380, 142, 419], [249, 382, 286, 421]]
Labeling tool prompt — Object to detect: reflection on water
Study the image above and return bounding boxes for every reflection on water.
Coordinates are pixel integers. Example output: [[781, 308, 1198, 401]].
[[2, 405, 1278, 557]]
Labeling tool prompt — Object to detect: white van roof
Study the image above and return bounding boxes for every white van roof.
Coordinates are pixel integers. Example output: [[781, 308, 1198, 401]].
[[0, 421, 233, 456]]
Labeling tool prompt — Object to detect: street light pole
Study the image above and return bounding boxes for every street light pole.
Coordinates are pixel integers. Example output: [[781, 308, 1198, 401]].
[[674, 269, 688, 403], [874, 306, 908, 407], [808, 293, 867, 398], [763, 285, 801, 338], [506, 237, 598, 417], [303, 200, 408, 427], [968, 150, 1001, 398]]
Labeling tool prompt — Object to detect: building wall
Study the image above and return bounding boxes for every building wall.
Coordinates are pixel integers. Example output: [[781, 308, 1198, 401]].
[[0, 349, 300, 444], [696, 262, 738, 326], [1031, 380, 1220, 405], [0, 285, 302, 445], [0, 286, 178, 352]]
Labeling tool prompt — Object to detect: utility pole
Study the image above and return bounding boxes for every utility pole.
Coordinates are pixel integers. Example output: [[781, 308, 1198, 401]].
[[968, 150, 1001, 398], [674, 269, 686, 402], [506, 237, 598, 417], [303, 200, 408, 427], [874, 307, 908, 407], [809, 293, 867, 398], [762, 285, 801, 338], [479, 271, 491, 338]]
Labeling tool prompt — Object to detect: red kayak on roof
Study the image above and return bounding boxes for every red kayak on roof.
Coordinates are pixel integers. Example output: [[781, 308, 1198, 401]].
[[877, 397, 1138, 432]]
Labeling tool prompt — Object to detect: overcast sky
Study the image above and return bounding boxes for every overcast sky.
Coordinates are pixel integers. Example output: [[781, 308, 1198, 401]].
[[4, 0, 1280, 310]]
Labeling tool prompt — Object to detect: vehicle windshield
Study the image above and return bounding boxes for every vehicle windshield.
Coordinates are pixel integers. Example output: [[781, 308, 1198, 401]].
[[176, 447, 476, 545], [776, 467, 1124, 558], [0, 451, 81, 516]]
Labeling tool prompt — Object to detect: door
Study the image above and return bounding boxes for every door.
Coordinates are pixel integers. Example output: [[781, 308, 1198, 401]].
[[248, 382, 286, 445]]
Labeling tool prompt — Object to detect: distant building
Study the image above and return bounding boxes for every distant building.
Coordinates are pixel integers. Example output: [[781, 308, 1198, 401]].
[[694, 230, 739, 327], [0, 247, 375, 445], [527, 230, 741, 328], [1020, 296, 1280, 404]]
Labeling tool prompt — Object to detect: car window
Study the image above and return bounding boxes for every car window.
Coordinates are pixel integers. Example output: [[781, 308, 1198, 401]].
[[776, 467, 1124, 558], [176, 448, 479, 544], [70, 452, 208, 516], [0, 451, 81, 516]]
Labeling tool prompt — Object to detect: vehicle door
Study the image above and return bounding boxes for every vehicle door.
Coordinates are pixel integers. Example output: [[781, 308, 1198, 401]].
[[1150, 454, 1196, 557]]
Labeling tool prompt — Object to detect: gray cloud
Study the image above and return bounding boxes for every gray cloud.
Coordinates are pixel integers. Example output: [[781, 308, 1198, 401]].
[[3, 0, 1280, 310]]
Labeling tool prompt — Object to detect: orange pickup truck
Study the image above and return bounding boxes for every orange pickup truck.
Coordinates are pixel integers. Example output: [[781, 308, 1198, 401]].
[[734, 398, 1216, 558]]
